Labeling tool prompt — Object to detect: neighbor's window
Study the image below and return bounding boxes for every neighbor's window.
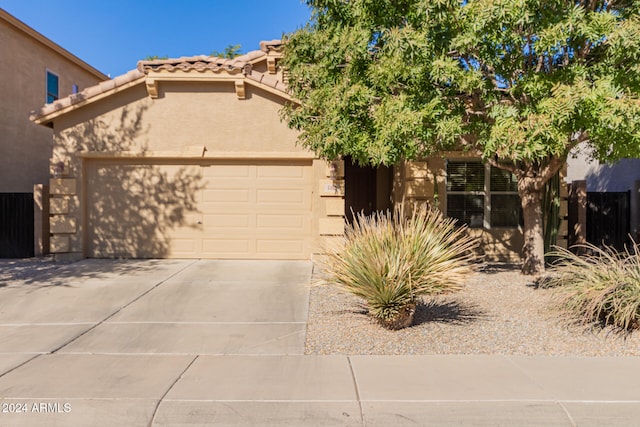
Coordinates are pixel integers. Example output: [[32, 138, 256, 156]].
[[446, 160, 522, 228], [46, 70, 59, 104]]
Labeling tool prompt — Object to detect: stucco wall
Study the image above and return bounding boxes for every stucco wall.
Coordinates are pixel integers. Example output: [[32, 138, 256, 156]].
[[0, 13, 105, 193], [398, 156, 569, 263], [53, 82, 302, 157], [48, 79, 326, 259], [566, 144, 640, 191]]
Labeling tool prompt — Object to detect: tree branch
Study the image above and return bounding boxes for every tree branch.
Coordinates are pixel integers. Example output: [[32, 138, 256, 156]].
[[563, 130, 590, 157], [535, 55, 545, 73], [471, 56, 501, 91], [487, 157, 519, 175], [537, 155, 565, 187]]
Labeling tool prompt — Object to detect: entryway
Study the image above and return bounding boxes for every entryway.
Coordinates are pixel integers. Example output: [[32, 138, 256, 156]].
[[343, 156, 393, 223]]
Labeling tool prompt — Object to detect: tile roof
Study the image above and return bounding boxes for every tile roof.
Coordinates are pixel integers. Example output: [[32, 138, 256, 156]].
[[31, 40, 288, 124], [136, 50, 265, 74]]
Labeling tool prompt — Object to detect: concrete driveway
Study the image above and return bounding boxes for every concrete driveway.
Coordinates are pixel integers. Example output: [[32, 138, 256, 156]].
[[0, 259, 314, 426]]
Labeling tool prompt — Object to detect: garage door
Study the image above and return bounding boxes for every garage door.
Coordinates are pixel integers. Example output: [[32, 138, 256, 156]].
[[86, 159, 313, 259]]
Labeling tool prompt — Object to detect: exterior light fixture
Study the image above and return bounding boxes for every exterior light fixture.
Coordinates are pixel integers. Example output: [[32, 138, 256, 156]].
[[329, 161, 338, 181], [53, 161, 65, 178]]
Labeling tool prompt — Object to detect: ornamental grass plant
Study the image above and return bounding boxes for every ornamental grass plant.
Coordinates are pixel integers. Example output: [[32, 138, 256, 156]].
[[546, 242, 640, 332], [319, 203, 477, 330]]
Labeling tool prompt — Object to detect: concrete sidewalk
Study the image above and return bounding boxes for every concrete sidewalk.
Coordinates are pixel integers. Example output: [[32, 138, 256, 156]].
[[0, 260, 639, 426], [1, 354, 639, 426]]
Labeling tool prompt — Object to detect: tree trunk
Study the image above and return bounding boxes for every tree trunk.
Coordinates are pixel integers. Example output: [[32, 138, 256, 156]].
[[519, 181, 546, 276], [491, 156, 566, 276]]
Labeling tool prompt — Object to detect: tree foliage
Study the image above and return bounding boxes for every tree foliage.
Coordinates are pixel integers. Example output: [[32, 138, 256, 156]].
[[282, 0, 640, 274], [211, 44, 243, 59], [144, 55, 169, 61], [282, 0, 640, 166]]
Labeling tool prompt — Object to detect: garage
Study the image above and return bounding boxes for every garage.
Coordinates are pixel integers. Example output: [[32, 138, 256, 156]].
[[86, 159, 313, 259], [33, 42, 333, 261]]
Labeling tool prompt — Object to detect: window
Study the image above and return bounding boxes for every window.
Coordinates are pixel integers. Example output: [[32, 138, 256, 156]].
[[446, 161, 485, 227], [489, 167, 521, 227], [72, 84, 79, 94], [46, 71, 59, 104], [446, 160, 522, 228]]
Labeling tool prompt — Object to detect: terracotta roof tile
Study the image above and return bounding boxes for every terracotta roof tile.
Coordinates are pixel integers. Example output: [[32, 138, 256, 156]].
[[260, 39, 284, 52], [136, 48, 271, 74], [243, 50, 267, 61], [31, 40, 289, 123]]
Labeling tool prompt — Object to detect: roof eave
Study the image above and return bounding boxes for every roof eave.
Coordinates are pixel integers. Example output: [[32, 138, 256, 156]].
[[29, 40, 292, 126], [31, 75, 147, 126]]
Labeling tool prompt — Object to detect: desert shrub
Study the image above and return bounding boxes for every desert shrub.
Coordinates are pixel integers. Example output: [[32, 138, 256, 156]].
[[546, 242, 640, 331], [319, 203, 477, 329]]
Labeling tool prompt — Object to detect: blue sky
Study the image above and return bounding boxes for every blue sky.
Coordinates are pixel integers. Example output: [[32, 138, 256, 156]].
[[0, 1, 311, 78]]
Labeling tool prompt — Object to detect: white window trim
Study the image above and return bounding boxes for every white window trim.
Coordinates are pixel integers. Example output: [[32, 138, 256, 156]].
[[445, 159, 521, 230]]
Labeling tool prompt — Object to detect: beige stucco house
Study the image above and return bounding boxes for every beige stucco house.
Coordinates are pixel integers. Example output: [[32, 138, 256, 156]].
[[31, 40, 568, 262], [1, 8, 107, 256]]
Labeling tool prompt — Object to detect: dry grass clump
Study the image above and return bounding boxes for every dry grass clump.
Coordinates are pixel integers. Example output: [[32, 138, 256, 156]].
[[318, 203, 477, 330], [546, 242, 640, 332]]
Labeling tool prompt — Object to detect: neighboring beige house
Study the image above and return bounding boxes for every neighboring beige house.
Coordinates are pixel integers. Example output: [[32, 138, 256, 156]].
[[0, 8, 107, 256], [31, 40, 568, 262]]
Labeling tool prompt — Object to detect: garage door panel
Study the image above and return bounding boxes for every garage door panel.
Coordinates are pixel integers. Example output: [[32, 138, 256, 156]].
[[256, 214, 307, 230], [203, 189, 251, 203], [257, 239, 307, 256], [181, 213, 203, 225], [171, 238, 199, 256], [202, 200, 310, 212], [204, 214, 251, 229], [202, 239, 252, 257], [201, 205, 257, 215], [254, 179, 309, 188], [87, 160, 312, 259], [256, 189, 309, 206], [202, 164, 251, 178], [203, 179, 255, 189], [256, 165, 307, 178], [87, 162, 203, 259]]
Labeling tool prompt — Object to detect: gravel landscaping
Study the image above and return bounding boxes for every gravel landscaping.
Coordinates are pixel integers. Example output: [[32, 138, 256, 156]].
[[305, 264, 640, 356]]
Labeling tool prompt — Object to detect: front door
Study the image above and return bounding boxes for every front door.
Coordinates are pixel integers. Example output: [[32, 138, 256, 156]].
[[344, 156, 393, 224]]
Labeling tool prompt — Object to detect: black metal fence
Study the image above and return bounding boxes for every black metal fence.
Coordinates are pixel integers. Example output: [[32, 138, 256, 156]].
[[586, 191, 630, 251], [0, 193, 34, 258]]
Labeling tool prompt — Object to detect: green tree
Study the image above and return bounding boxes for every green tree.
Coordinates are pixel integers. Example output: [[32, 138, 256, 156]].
[[211, 44, 243, 59], [281, 0, 640, 275]]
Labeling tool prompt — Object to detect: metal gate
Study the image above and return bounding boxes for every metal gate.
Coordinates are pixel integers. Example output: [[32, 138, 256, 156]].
[[0, 193, 34, 258], [586, 191, 630, 251]]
